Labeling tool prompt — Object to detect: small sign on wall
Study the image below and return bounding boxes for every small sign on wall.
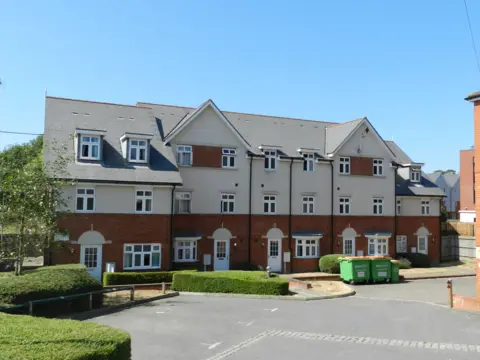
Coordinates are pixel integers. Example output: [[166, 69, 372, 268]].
[[203, 254, 212, 266], [411, 247, 417, 253], [357, 250, 363, 257], [283, 252, 291, 263]]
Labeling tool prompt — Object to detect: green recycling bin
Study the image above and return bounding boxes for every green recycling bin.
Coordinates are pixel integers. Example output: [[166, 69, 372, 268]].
[[340, 257, 370, 284], [390, 260, 400, 283], [369, 256, 392, 283]]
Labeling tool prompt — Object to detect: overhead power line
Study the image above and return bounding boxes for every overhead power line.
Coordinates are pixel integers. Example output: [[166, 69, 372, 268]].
[[0, 130, 43, 136], [463, 0, 480, 74]]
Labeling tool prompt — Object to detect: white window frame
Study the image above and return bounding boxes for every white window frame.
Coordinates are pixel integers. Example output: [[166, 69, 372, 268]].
[[263, 195, 276, 214], [373, 197, 384, 215], [123, 243, 161, 270], [264, 150, 277, 171], [128, 139, 148, 163], [373, 159, 384, 176], [174, 239, 198, 262], [339, 157, 350, 175], [417, 235, 428, 254], [367, 237, 389, 256], [222, 148, 236, 168], [135, 190, 153, 213], [339, 197, 350, 215], [79, 135, 100, 160], [177, 145, 192, 166], [303, 153, 315, 172], [175, 192, 192, 214], [76, 188, 95, 212], [302, 196, 315, 214], [221, 193, 235, 213], [343, 238, 355, 256], [410, 169, 421, 182], [396, 235, 407, 253], [295, 238, 320, 258], [421, 200, 430, 215], [396, 199, 402, 215]]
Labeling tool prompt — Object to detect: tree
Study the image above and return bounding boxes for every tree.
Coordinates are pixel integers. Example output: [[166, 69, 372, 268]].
[[433, 169, 456, 174], [0, 137, 72, 274]]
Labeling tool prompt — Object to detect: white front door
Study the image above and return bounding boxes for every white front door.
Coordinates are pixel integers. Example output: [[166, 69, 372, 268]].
[[80, 244, 102, 281], [343, 238, 355, 256], [267, 239, 282, 272], [417, 236, 428, 255], [214, 239, 230, 271]]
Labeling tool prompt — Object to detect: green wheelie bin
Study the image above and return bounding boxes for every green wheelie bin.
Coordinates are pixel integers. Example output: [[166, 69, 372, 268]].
[[369, 256, 392, 283], [390, 260, 400, 283], [340, 257, 370, 284]]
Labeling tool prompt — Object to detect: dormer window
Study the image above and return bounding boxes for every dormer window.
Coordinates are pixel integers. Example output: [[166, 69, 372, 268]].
[[129, 140, 148, 163], [80, 135, 100, 160], [410, 169, 421, 182], [264, 150, 277, 170]]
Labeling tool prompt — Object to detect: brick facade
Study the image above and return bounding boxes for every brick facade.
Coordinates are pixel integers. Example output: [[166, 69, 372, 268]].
[[473, 98, 480, 300], [460, 148, 475, 212], [192, 145, 222, 168], [350, 156, 373, 176]]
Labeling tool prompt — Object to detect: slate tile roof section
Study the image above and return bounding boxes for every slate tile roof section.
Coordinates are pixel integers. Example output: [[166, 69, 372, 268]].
[[324, 118, 365, 155], [44, 97, 182, 185], [384, 140, 413, 164], [395, 173, 445, 197]]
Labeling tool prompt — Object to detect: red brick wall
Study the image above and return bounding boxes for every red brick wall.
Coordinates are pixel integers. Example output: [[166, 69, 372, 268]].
[[192, 145, 222, 168], [460, 148, 475, 211], [473, 99, 480, 300], [350, 156, 373, 176]]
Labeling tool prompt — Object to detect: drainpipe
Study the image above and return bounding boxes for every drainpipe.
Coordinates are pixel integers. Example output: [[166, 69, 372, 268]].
[[288, 158, 294, 273], [248, 154, 253, 266], [393, 164, 399, 257], [439, 197, 443, 262], [330, 161, 335, 254], [169, 184, 177, 270]]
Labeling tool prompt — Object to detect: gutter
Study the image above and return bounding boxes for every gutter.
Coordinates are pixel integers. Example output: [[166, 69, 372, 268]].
[[169, 184, 177, 270]]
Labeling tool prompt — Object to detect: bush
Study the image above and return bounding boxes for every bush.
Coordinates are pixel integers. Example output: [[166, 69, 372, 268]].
[[319, 254, 343, 274], [103, 270, 197, 286], [172, 271, 289, 295], [0, 312, 131, 360], [398, 258, 412, 269], [0, 264, 103, 315]]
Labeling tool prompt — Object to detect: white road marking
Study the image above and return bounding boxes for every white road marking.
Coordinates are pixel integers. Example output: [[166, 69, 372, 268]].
[[155, 308, 172, 314], [237, 321, 254, 327], [264, 308, 278, 312], [200, 342, 222, 350]]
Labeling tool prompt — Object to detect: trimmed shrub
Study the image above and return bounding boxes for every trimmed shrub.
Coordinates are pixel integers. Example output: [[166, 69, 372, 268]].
[[398, 258, 412, 269], [172, 271, 289, 295], [0, 265, 103, 315], [0, 313, 131, 359], [318, 254, 343, 274], [103, 270, 197, 286]]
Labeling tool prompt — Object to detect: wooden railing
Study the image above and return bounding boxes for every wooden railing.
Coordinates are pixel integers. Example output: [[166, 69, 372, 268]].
[[441, 221, 475, 237]]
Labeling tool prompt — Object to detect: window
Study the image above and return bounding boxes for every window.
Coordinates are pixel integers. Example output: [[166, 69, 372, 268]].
[[373, 159, 383, 176], [222, 148, 236, 168], [79, 135, 100, 160], [124, 244, 161, 270], [421, 200, 430, 215], [302, 196, 315, 214], [303, 153, 315, 172], [339, 157, 350, 174], [76, 188, 95, 212], [177, 145, 192, 166], [264, 195, 276, 214], [410, 169, 421, 182], [264, 150, 277, 170], [83, 247, 98, 268], [396, 199, 402, 215], [221, 193, 235, 213], [417, 235, 428, 254], [373, 198, 383, 215], [175, 240, 197, 262], [135, 190, 153, 213], [396, 235, 407, 253], [339, 197, 350, 215], [175, 192, 191, 213], [296, 238, 319, 258], [367, 238, 388, 256], [129, 140, 148, 162], [343, 238, 354, 256]]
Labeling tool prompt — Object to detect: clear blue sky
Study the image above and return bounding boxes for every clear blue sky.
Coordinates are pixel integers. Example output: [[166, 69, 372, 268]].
[[1, 0, 479, 172]]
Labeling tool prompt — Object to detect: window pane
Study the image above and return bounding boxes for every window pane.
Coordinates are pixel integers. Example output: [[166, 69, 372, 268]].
[[306, 247, 310, 256], [130, 147, 137, 160], [264, 202, 269, 213], [124, 253, 132, 268], [152, 252, 160, 267], [145, 199, 152, 212], [143, 245, 151, 252], [139, 148, 146, 161], [144, 253, 151, 266], [86, 189, 94, 194], [312, 245, 316, 256], [136, 199, 143, 211], [76, 197, 84, 210], [91, 145, 99, 158], [229, 157, 235, 167], [178, 249, 183, 260], [309, 204, 314, 213], [134, 245, 142, 252], [297, 245, 303, 257], [271, 202, 276, 213], [229, 202, 234, 212], [82, 145, 89, 157], [134, 254, 142, 266], [86, 197, 94, 211], [185, 248, 191, 260], [222, 156, 228, 167], [184, 153, 191, 165]]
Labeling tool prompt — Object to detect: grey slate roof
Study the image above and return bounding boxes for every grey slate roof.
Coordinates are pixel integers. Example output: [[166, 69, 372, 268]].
[[442, 173, 460, 188], [325, 119, 365, 154], [44, 97, 182, 184], [395, 173, 445, 197], [385, 140, 413, 164], [426, 172, 442, 183]]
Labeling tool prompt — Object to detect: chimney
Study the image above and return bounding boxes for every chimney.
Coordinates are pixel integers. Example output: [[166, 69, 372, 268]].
[[465, 90, 480, 300]]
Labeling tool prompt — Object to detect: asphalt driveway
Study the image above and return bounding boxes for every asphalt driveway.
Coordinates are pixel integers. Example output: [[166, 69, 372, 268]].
[[91, 278, 480, 360]]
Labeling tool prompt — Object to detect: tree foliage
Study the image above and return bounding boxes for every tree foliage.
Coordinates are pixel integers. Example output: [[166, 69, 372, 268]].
[[433, 169, 456, 174], [0, 136, 72, 274]]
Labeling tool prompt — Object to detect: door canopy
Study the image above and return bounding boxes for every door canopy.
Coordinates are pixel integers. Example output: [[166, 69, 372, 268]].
[[266, 227, 284, 239], [341, 227, 358, 238], [77, 230, 106, 245], [212, 228, 232, 240]]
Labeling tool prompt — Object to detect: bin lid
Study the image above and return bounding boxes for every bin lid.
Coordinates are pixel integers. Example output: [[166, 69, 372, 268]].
[[368, 256, 392, 260], [390, 260, 400, 264]]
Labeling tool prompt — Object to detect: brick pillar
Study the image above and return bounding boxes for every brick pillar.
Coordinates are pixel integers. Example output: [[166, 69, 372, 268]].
[[472, 95, 480, 300]]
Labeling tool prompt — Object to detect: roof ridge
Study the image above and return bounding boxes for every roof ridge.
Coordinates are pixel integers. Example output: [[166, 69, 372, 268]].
[[326, 117, 365, 128], [47, 96, 152, 109], [136, 101, 195, 110]]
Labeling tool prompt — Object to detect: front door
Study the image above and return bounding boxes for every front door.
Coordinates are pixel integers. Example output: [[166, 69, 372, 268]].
[[267, 239, 282, 272], [80, 245, 102, 281], [417, 236, 428, 255], [214, 239, 230, 271], [343, 238, 355, 256]]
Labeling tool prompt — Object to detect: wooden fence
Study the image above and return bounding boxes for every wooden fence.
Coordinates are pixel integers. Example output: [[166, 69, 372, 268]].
[[441, 221, 475, 237]]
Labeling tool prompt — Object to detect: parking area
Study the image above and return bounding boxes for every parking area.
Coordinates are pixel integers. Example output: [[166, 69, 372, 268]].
[[91, 278, 480, 360]]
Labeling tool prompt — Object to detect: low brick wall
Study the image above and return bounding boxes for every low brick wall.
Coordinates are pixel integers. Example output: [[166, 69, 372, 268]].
[[288, 279, 312, 290], [104, 283, 172, 291]]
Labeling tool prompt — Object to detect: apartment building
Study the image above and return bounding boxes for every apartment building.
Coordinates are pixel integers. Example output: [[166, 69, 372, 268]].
[[44, 96, 444, 280], [459, 148, 475, 222], [427, 172, 460, 219]]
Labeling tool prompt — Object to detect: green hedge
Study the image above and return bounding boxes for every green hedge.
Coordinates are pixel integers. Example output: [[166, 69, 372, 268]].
[[318, 254, 343, 274], [172, 271, 289, 295], [103, 270, 197, 286], [0, 313, 131, 360], [0, 264, 103, 315]]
